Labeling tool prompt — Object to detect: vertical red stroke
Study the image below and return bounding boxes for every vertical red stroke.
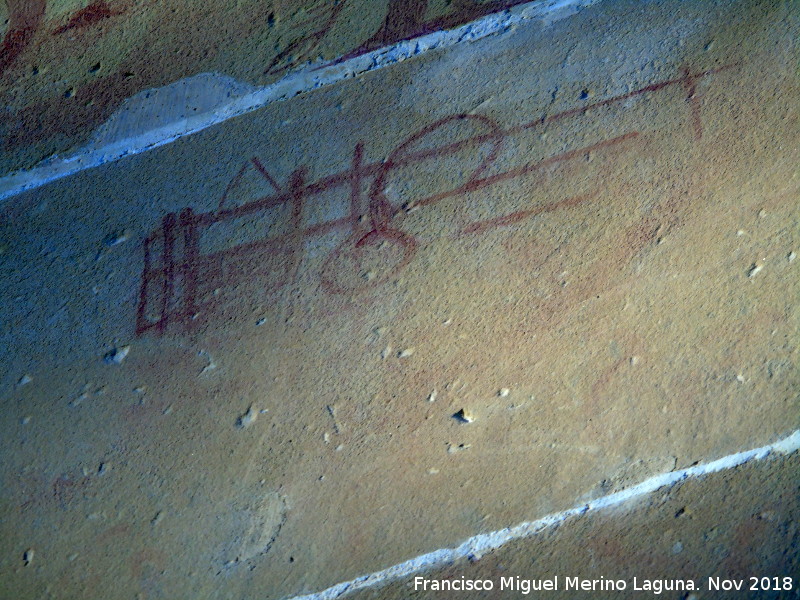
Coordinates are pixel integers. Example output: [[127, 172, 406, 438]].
[[136, 232, 155, 336], [274, 166, 309, 326], [680, 65, 704, 141], [351, 142, 366, 224], [321, 137, 420, 295], [180, 208, 199, 325], [158, 212, 177, 335], [286, 166, 308, 278]]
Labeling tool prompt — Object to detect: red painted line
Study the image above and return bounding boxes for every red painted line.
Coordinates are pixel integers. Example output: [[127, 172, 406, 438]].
[[461, 192, 597, 236], [199, 60, 712, 226], [418, 131, 639, 208], [136, 64, 736, 335], [53, 0, 124, 35], [250, 157, 282, 193], [158, 213, 177, 335], [135, 232, 156, 334], [180, 207, 200, 323]]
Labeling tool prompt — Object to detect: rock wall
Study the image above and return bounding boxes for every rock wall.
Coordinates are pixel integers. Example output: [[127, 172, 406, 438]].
[[0, 0, 797, 599]]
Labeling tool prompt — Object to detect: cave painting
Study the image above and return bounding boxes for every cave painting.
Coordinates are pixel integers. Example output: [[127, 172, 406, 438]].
[[135, 64, 732, 336]]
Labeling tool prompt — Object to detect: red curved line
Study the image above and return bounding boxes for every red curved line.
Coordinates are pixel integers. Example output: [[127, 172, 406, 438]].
[[368, 113, 504, 228], [0, 0, 46, 76]]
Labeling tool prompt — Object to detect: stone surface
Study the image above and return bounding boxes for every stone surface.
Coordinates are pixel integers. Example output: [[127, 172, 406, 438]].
[[350, 452, 800, 600], [0, 0, 797, 599], [0, 0, 553, 178]]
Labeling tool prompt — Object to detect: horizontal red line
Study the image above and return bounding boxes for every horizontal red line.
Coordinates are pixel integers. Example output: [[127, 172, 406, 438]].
[[164, 66, 731, 230]]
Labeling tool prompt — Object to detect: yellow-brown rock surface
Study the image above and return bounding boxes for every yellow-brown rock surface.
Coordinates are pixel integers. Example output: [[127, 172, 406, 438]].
[[0, 1, 797, 599]]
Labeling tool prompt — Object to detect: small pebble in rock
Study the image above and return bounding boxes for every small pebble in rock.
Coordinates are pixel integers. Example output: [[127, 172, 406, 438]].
[[427, 389, 437, 403], [103, 346, 130, 365], [398, 347, 415, 358], [17, 374, 32, 387], [498, 388, 510, 397], [199, 361, 216, 375], [747, 263, 763, 278], [236, 405, 258, 429], [103, 231, 129, 247], [23, 549, 34, 566], [454, 409, 474, 423], [69, 393, 88, 407], [447, 443, 471, 454]]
